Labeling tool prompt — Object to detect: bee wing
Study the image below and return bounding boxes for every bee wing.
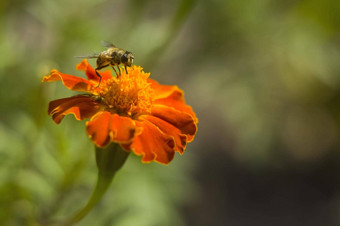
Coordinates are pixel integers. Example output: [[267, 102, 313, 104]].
[[101, 40, 116, 48], [74, 53, 100, 58]]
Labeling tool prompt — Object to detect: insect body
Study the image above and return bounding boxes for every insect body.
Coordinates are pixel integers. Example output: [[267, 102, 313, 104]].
[[76, 41, 134, 86]]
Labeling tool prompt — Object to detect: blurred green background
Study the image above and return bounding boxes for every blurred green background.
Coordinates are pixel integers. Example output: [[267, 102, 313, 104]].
[[1, 0, 340, 225]]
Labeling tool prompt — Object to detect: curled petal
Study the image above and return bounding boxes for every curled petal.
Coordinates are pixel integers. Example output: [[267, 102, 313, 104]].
[[149, 79, 198, 123], [109, 114, 143, 143], [151, 105, 197, 142], [154, 91, 198, 123], [130, 120, 175, 164], [86, 112, 142, 147], [142, 115, 187, 154], [148, 79, 182, 100], [76, 59, 112, 84], [48, 96, 100, 124], [86, 112, 111, 147], [42, 70, 95, 92]]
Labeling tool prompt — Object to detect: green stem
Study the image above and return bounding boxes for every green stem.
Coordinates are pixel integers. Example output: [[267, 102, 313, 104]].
[[65, 143, 130, 225]]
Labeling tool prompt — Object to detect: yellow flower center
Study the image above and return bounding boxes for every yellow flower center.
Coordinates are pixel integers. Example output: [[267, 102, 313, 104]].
[[99, 66, 154, 117]]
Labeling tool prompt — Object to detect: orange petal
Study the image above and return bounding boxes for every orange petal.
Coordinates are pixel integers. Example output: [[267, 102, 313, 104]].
[[141, 115, 187, 154], [42, 69, 95, 92], [151, 105, 197, 142], [48, 96, 100, 124], [148, 79, 198, 123], [76, 59, 112, 84], [130, 120, 175, 164], [86, 112, 111, 147], [154, 91, 198, 123], [109, 114, 143, 143], [148, 79, 182, 100], [86, 112, 142, 147]]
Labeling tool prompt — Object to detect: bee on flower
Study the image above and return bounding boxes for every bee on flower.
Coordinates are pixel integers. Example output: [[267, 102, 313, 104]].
[[75, 41, 135, 86], [43, 60, 198, 164]]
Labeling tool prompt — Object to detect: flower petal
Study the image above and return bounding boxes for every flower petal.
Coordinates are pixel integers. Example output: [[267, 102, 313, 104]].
[[148, 79, 182, 100], [109, 114, 143, 143], [86, 112, 142, 147], [151, 105, 197, 142], [148, 79, 198, 123], [48, 96, 100, 124], [76, 59, 112, 83], [130, 120, 175, 164], [141, 115, 187, 154], [86, 112, 111, 147], [42, 69, 95, 92], [154, 91, 198, 124]]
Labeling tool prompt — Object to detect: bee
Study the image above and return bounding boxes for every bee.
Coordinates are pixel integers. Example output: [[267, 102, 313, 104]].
[[76, 41, 134, 86]]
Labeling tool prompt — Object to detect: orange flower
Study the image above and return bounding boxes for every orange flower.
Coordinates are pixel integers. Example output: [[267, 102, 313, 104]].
[[43, 60, 198, 164]]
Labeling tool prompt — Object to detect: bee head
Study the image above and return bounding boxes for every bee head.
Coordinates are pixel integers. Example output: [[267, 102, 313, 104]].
[[122, 51, 134, 66]]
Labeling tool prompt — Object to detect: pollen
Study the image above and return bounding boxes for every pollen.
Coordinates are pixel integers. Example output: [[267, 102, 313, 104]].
[[99, 66, 155, 117]]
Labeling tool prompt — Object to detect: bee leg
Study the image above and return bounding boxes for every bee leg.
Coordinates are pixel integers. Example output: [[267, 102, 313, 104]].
[[94, 69, 102, 87], [118, 66, 121, 77], [94, 64, 110, 87], [112, 66, 119, 78], [125, 66, 128, 74]]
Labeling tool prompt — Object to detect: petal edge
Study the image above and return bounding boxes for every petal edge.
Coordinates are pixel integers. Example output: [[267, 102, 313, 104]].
[[48, 96, 100, 124], [43, 69, 95, 93], [130, 120, 175, 165]]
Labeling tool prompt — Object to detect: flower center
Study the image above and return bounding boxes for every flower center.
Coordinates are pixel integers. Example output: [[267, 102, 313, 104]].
[[99, 66, 154, 117]]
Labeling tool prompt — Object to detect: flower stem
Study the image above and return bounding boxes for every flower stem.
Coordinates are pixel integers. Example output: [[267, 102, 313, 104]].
[[66, 143, 130, 225]]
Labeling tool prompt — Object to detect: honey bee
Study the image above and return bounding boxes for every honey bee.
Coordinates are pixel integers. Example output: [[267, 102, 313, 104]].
[[76, 41, 134, 86]]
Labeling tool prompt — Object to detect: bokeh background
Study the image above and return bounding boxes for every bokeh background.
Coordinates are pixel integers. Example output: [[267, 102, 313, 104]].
[[1, 0, 340, 225]]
